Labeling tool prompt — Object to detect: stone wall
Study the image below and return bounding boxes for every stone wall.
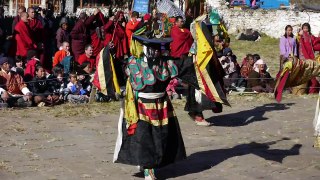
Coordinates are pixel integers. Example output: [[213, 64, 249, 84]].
[[219, 7, 320, 38], [206, 0, 320, 38]]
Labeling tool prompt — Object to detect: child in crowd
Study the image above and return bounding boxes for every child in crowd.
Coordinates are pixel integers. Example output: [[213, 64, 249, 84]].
[[219, 48, 240, 91], [31, 65, 60, 107], [12, 56, 25, 77], [77, 62, 92, 96], [24, 50, 41, 82], [49, 65, 67, 100], [66, 73, 89, 104], [213, 35, 224, 57], [238, 54, 255, 87]]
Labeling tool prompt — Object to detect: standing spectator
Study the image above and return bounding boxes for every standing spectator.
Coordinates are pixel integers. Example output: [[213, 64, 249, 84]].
[[103, 11, 128, 87], [185, 8, 193, 30], [0, 57, 33, 107], [12, 6, 26, 34], [125, 11, 140, 47], [14, 12, 36, 60], [39, 7, 55, 71], [298, 23, 320, 94], [71, 9, 100, 61], [170, 16, 193, 59], [28, 7, 46, 68], [56, 18, 70, 50], [89, 11, 106, 57], [280, 25, 297, 69]]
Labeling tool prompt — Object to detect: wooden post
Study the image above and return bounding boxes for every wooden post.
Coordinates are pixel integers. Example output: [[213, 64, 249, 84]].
[[80, 0, 82, 8]]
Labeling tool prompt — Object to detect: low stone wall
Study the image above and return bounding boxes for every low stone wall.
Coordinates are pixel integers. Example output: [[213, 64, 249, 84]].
[[205, 0, 320, 38], [218, 6, 320, 38]]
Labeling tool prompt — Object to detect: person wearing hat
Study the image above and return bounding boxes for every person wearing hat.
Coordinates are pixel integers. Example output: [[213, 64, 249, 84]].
[[247, 59, 274, 93], [0, 57, 33, 107], [113, 35, 186, 180], [56, 17, 70, 50]]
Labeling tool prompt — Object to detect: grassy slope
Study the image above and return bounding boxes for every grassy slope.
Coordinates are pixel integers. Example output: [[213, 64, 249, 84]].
[[229, 35, 280, 76]]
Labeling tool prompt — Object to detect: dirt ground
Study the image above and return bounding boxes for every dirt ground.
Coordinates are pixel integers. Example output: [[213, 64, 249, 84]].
[[1, 94, 320, 180]]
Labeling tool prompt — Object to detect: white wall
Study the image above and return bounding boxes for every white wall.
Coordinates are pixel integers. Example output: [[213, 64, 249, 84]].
[[206, 0, 320, 38]]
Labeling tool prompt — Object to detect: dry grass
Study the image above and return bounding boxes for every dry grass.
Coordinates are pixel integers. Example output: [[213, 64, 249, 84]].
[[0, 102, 121, 118], [230, 35, 280, 76]]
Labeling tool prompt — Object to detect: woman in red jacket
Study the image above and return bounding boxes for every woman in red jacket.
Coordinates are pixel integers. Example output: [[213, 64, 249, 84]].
[[298, 23, 320, 94]]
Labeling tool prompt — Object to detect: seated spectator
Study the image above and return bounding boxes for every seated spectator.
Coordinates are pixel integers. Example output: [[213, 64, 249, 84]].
[[31, 65, 60, 107], [253, 54, 261, 62], [0, 57, 33, 107], [219, 48, 239, 91], [213, 35, 224, 57], [238, 54, 254, 87], [247, 59, 274, 93], [12, 56, 25, 77], [53, 42, 71, 67], [241, 54, 252, 66], [49, 66, 66, 100], [77, 62, 92, 96], [223, 37, 231, 49], [24, 50, 41, 82], [77, 45, 95, 71], [66, 73, 89, 104]]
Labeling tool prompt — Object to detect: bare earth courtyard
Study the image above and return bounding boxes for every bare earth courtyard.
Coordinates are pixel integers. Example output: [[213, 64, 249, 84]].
[[1, 95, 320, 180]]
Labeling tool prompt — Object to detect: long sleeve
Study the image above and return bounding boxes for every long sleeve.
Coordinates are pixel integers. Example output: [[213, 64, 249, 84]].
[[293, 38, 298, 56], [313, 36, 320, 52], [247, 71, 261, 88], [53, 51, 64, 67], [15, 23, 34, 48], [85, 14, 98, 27], [56, 28, 63, 48], [12, 16, 19, 34], [279, 37, 287, 56], [16, 74, 29, 94], [103, 20, 114, 32], [70, 22, 85, 40]]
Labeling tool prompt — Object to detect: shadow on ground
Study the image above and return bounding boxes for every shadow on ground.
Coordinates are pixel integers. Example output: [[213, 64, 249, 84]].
[[152, 138, 301, 179], [207, 103, 295, 127]]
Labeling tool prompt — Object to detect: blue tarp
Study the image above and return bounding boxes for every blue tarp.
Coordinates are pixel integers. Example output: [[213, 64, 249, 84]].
[[245, 0, 289, 9]]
